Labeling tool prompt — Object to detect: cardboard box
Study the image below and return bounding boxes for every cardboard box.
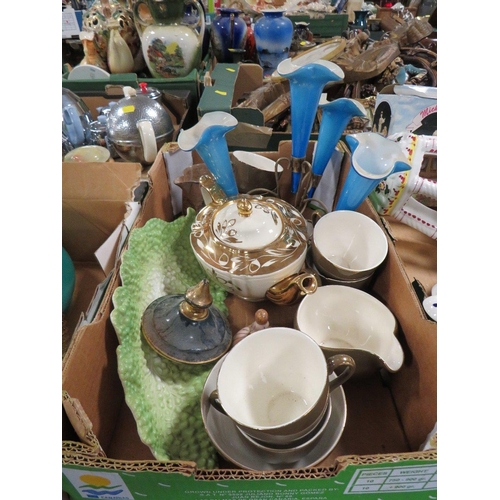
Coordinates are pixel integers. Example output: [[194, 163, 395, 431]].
[[62, 141, 437, 499], [287, 13, 349, 38], [62, 160, 143, 359], [198, 63, 322, 151], [62, 69, 201, 103]]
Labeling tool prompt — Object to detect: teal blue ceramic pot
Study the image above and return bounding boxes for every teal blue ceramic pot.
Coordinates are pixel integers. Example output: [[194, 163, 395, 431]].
[[62, 247, 76, 314]]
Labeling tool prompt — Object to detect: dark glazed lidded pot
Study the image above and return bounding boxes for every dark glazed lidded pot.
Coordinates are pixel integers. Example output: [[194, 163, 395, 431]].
[[141, 279, 232, 364]]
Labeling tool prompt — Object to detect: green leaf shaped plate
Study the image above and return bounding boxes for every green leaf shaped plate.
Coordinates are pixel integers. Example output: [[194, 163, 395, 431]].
[[111, 209, 228, 468]]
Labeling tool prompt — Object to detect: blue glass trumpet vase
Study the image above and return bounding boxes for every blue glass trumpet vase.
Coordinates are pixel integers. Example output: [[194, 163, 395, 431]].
[[335, 132, 411, 212], [277, 58, 344, 194], [177, 112, 239, 197], [308, 96, 367, 198]]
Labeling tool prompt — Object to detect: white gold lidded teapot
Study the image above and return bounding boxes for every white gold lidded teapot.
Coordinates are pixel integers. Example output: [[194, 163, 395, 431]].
[[190, 175, 316, 302]]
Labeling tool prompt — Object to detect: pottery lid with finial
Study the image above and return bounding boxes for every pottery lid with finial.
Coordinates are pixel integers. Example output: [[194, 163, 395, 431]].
[[141, 279, 232, 364]]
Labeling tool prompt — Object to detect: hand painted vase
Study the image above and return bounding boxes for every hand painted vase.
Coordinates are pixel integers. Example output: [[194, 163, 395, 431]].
[[368, 133, 437, 239], [177, 112, 239, 197], [254, 9, 293, 77], [81, 0, 144, 72], [134, 0, 206, 78], [183, 1, 210, 61], [335, 132, 411, 212], [277, 58, 345, 194], [210, 8, 247, 64]]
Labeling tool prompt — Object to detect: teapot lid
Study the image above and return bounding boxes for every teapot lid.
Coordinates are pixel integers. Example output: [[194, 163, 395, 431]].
[[213, 197, 284, 250], [191, 186, 308, 278], [138, 82, 161, 100]]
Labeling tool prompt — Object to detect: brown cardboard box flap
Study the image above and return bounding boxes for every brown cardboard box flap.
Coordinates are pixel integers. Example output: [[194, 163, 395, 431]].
[[62, 162, 142, 263]]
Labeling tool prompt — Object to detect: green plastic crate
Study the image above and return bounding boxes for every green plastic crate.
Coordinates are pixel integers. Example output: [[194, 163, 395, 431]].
[[287, 13, 348, 38]]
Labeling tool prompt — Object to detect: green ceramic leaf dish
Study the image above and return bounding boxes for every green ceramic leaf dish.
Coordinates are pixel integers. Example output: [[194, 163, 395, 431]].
[[110, 209, 228, 468]]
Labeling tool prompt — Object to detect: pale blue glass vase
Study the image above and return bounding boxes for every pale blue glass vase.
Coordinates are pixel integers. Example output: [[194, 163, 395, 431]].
[[308, 96, 367, 198], [335, 132, 411, 212], [177, 111, 239, 197], [277, 58, 344, 194]]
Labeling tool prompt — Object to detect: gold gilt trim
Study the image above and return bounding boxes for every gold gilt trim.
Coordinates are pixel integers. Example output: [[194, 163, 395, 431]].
[[191, 197, 308, 276]]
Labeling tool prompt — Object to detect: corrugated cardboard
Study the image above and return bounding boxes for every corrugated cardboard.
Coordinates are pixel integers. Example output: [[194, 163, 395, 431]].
[[62, 141, 437, 499], [62, 161, 142, 358]]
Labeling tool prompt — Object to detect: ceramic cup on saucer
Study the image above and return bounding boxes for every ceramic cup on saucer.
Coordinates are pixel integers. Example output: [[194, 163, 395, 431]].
[[238, 395, 333, 465], [208, 327, 355, 446], [201, 353, 348, 470], [311, 210, 388, 281]]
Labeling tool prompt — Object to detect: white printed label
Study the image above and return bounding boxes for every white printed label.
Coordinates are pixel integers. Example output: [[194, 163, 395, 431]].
[[344, 465, 437, 494]]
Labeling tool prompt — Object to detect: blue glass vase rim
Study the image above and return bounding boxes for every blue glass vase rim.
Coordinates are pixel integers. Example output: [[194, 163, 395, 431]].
[[277, 57, 344, 80], [345, 133, 411, 179], [177, 112, 238, 151]]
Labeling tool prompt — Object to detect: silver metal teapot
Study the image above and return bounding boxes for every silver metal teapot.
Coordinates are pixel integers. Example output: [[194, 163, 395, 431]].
[[106, 86, 174, 165]]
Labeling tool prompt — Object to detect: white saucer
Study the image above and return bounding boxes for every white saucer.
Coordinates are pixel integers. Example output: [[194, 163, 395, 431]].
[[201, 355, 347, 471], [68, 65, 111, 80]]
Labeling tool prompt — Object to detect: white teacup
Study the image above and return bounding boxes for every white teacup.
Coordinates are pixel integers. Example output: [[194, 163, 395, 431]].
[[312, 210, 388, 280], [209, 327, 355, 446]]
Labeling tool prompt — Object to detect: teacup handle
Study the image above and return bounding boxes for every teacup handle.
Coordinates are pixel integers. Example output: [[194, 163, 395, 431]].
[[208, 389, 227, 416], [326, 354, 356, 392]]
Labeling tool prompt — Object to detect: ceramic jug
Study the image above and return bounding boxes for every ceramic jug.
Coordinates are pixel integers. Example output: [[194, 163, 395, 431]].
[[134, 0, 206, 78]]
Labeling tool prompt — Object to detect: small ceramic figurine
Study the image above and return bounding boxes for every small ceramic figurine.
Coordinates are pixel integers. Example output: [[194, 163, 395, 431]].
[[79, 31, 107, 70], [107, 20, 135, 73], [232, 309, 269, 347]]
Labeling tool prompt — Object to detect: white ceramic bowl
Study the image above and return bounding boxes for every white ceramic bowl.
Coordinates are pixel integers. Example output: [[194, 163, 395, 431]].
[[64, 145, 110, 163], [295, 285, 404, 376], [312, 210, 388, 280]]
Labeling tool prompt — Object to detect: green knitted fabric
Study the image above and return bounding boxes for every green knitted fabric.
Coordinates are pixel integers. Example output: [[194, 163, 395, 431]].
[[111, 209, 227, 468]]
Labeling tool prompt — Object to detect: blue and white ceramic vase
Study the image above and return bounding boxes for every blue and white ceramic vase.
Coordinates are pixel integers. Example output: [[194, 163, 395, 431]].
[[254, 9, 293, 77], [210, 8, 247, 63]]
